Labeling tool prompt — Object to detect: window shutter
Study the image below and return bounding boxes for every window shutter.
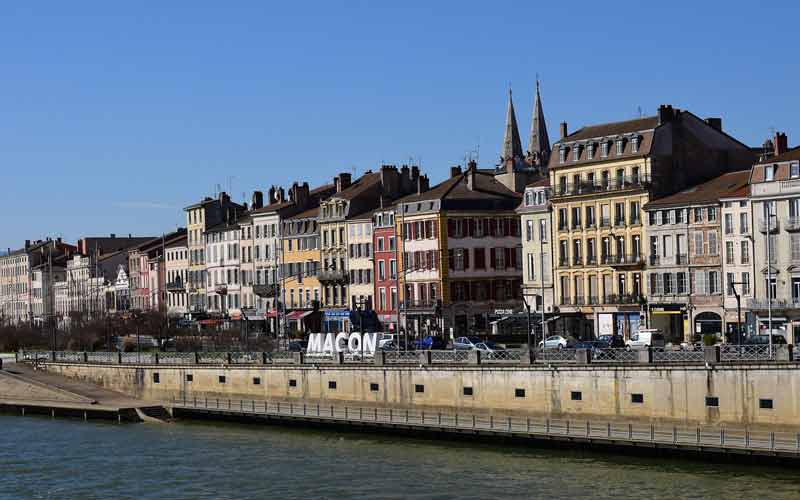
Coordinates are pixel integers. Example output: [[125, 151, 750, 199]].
[[488, 219, 496, 237], [510, 247, 517, 269], [489, 280, 495, 300], [468, 219, 475, 237], [464, 248, 470, 269], [448, 249, 455, 270], [503, 218, 510, 237], [504, 248, 512, 268], [447, 219, 455, 238], [490, 248, 496, 269], [450, 282, 457, 301], [464, 280, 472, 301]]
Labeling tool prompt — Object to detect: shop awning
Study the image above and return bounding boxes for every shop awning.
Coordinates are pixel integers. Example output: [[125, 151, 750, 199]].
[[198, 319, 222, 326], [286, 310, 307, 321], [264, 310, 278, 318]]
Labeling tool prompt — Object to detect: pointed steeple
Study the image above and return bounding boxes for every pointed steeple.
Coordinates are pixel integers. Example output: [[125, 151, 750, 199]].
[[527, 79, 551, 167], [500, 88, 524, 163]]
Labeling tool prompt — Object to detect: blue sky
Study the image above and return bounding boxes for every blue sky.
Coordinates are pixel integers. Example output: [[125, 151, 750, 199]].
[[1, 1, 798, 250]]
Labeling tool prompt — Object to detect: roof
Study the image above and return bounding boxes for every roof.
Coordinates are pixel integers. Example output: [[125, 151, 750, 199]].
[[645, 170, 751, 209], [563, 116, 659, 142], [755, 146, 800, 165], [288, 206, 319, 220], [248, 183, 336, 216], [205, 220, 241, 234], [526, 178, 550, 188], [395, 168, 520, 208], [329, 172, 382, 201]]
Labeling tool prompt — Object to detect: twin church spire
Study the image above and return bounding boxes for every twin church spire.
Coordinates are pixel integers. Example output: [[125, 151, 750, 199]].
[[500, 80, 551, 170]]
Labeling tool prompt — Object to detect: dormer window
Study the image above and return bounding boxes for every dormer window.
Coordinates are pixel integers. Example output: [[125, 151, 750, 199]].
[[791, 161, 799, 179], [631, 135, 641, 153], [600, 141, 609, 158], [765, 164, 777, 181], [559, 146, 567, 163], [586, 143, 594, 160], [615, 138, 625, 156], [572, 144, 581, 162], [536, 190, 545, 204], [524, 191, 534, 206]]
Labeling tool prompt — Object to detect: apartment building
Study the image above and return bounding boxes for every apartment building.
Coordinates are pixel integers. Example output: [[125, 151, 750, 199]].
[[549, 105, 754, 339], [318, 167, 419, 333], [281, 206, 322, 334], [372, 204, 399, 332], [164, 236, 189, 317], [644, 171, 749, 343], [720, 183, 755, 340], [395, 163, 523, 337], [748, 135, 800, 342], [346, 213, 377, 331], [517, 179, 555, 329], [183, 192, 243, 314], [204, 220, 242, 317]]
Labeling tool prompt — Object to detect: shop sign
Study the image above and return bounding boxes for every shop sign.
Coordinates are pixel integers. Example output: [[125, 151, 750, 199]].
[[307, 332, 378, 354], [494, 309, 514, 316], [324, 309, 350, 319]]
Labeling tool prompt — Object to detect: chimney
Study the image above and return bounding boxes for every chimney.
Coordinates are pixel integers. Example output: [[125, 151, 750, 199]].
[[657, 104, 675, 125], [252, 191, 263, 210], [705, 117, 722, 131], [560, 122, 568, 139], [268, 186, 277, 204], [380, 165, 400, 196], [25, 240, 30, 249], [219, 191, 229, 204], [340, 173, 352, 190], [466, 162, 477, 191], [450, 165, 462, 178], [411, 166, 420, 182], [775, 132, 789, 156], [110, 233, 116, 238], [417, 175, 430, 195], [277, 187, 286, 203]]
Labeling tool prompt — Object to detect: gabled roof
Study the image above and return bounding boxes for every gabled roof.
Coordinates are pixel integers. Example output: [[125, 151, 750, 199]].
[[395, 168, 520, 210], [328, 172, 382, 201], [644, 170, 750, 209], [563, 116, 659, 142]]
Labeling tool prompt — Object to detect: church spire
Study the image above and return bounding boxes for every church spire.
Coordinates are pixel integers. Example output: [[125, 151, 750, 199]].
[[500, 88, 524, 163], [527, 79, 551, 167]]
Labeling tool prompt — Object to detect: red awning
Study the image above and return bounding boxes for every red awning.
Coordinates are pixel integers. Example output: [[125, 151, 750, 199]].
[[198, 319, 222, 326], [286, 310, 306, 320], [264, 310, 278, 318]]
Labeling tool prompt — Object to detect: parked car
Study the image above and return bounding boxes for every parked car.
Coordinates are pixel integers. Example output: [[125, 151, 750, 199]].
[[744, 334, 787, 346], [454, 336, 483, 350], [538, 335, 574, 350], [626, 329, 666, 349], [413, 336, 447, 350], [597, 335, 626, 348], [573, 340, 607, 357], [288, 340, 308, 352]]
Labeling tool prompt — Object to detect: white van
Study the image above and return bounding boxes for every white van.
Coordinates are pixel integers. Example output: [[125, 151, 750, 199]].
[[626, 329, 666, 349]]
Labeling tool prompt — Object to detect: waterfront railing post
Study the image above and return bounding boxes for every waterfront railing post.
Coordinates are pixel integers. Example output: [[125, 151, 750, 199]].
[[154, 352, 159, 365], [704, 345, 720, 364], [637, 348, 652, 364], [575, 349, 591, 365], [194, 352, 200, 365], [83, 352, 88, 363], [117, 351, 122, 364]]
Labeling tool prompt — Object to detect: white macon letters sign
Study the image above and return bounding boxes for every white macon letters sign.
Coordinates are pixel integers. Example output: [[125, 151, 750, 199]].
[[307, 332, 377, 354]]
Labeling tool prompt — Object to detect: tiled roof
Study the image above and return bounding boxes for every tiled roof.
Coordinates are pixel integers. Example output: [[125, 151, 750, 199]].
[[755, 146, 800, 165], [527, 178, 550, 188], [562, 116, 659, 142], [395, 169, 520, 206], [289, 206, 319, 220], [645, 170, 750, 209]]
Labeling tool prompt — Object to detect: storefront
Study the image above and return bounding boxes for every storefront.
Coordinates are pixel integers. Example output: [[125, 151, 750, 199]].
[[694, 311, 723, 340], [323, 309, 349, 333], [597, 312, 641, 341], [378, 314, 398, 333], [649, 305, 686, 344]]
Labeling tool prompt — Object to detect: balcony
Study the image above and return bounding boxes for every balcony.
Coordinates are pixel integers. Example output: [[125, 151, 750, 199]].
[[400, 300, 437, 311], [759, 219, 779, 233], [600, 217, 611, 228], [318, 269, 349, 284], [608, 254, 644, 268], [585, 220, 597, 229], [166, 281, 185, 292], [747, 298, 790, 310], [558, 258, 570, 268], [574, 296, 586, 306], [604, 294, 644, 305], [253, 284, 279, 298], [650, 254, 688, 266], [214, 285, 228, 295], [586, 256, 597, 266], [572, 257, 583, 267], [786, 217, 800, 232], [559, 297, 572, 306], [552, 175, 651, 199], [613, 218, 626, 228]]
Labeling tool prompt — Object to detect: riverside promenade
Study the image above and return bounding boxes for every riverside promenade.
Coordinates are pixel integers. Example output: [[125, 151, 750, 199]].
[[0, 360, 166, 422]]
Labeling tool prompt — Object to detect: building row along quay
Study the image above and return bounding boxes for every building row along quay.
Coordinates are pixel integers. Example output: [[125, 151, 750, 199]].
[[2, 87, 798, 345]]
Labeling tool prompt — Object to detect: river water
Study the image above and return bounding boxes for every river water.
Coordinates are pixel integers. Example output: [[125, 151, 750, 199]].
[[1, 416, 799, 500]]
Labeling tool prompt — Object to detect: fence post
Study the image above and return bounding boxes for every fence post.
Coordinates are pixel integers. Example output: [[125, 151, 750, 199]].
[[52, 351, 56, 362], [519, 349, 533, 365], [226, 352, 232, 364], [575, 349, 591, 365], [335, 352, 344, 365], [194, 352, 200, 365], [154, 352, 159, 365], [291, 352, 302, 364], [373, 351, 385, 366], [118, 351, 123, 364], [468, 350, 481, 365], [423, 351, 432, 365], [776, 345, 793, 362], [262, 352, 269, 365], [637, 348, 653, 364], [83, 352, 88, 363], [704, 345, 720, 364]]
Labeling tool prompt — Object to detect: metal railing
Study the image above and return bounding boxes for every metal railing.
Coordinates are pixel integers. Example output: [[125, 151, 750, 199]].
[[785, 217, 800, 232], [170, 396, 800, 457], [17, 345, 797, 367], [553, 175, 651, 198], [592, 348, 639, 363], [720, 344, 776, 362]]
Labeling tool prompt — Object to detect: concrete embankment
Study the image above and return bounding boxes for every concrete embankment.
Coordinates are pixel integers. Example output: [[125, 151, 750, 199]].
[[0, 364, 165, 422], [37, 360, 800, 430]]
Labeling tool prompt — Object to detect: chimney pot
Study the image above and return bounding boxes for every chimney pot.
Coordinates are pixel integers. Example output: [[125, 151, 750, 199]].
[[560, 122, 568, 139], [252, 191, 264, 209], [110, 233, 116, 238], [705, 117, 722, 131], [657, 104, 675, 125], [775, 132, 789, 156], [449, 166, 462, 178]]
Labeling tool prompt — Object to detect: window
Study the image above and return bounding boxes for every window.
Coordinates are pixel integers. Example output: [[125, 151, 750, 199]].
[[571, 391, 582, 401], [708, 271, 719, 294], [677, 272, 687, 294], [601, 142, 609, 158], [726, 272, 735, 296], [765, 165, 776, 181], [186, 374, 193, 383], [463, 386, 474, 396], [707, 207, 717, 222], [631, 393, 644, 404], [370, 383, 379, 392], [558, 208, 567, 230], [527, 253, 535, 281], [739, 213, 749, 234], [253, 377, 261, 385], [328, 381, 337, 390], [539, 220, 547, 242], [766, 277, 777, 299], [694, 207, 703, 223], [515, 388, 526, 398], [792, 162, 800, 179], [630, 201, 640, 224], [152, 373, 160, 384], [694, 232, 704, 256], [615, 139, 624, 155], [741, 273, 750, 295], [415, 384, 424, 393], [726, 241, 734, 264], [631, 136, 640, 153], [559, 147, 566, 163], [219, 375, 226, 384], [740, 241, 750, 264], [708, 232, 718, 255], [289, 379, 297, 387], [705, 396, 719, 407], [759, 398, 774, 410], [724, 214, 733, 234]]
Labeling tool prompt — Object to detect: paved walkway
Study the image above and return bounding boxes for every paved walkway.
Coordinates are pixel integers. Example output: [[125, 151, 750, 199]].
[[0, 363, 157, 411]]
